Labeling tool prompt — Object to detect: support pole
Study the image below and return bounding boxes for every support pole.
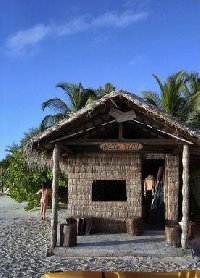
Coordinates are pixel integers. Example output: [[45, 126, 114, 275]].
[[51, 144, 60, 250], [181, 144, 189, 249]]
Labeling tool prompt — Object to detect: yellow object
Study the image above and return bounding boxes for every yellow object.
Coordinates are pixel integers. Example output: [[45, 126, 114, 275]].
[[41, 271, 102, 278], [41, 271, 200, 278], [108, 271, 199, 278]]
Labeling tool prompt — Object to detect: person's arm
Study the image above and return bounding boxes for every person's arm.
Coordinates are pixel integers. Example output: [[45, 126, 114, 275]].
[[36, 189, 42, 195]]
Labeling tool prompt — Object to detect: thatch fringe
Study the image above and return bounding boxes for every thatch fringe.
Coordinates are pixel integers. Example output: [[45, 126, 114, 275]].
[[24, 144, 52, 170], [24, 142, 70, 173]]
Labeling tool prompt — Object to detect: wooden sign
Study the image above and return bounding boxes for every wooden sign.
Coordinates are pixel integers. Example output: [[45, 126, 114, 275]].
[[100, 142, 143, 151]]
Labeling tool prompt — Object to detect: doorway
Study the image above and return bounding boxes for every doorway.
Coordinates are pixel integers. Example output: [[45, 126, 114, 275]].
[[142, 159, 165, 227]]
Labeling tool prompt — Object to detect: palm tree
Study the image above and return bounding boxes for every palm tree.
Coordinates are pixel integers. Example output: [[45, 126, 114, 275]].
[[96, 82, 116, 98], [142, 71, 200, 128], [40, 82, 97, 130], [182, 72, 200, 127], [40, 81, 116, 130], [141, 71, 186, 120]]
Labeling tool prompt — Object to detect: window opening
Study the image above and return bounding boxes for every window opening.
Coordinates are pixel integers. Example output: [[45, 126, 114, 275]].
[[92, 180, 127, 201]]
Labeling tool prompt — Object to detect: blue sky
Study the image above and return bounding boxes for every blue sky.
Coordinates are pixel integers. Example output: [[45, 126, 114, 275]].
[[1, 0, 200, 160]]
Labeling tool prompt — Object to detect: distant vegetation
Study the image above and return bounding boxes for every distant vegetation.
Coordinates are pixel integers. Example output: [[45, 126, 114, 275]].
[[0, 130, 67, 210]]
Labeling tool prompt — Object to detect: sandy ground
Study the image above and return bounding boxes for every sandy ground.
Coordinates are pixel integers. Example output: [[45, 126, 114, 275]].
[[0, 195, 200, 278]]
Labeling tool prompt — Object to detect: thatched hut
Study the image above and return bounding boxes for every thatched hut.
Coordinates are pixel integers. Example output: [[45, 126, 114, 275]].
[[25, 91, 200, 251]]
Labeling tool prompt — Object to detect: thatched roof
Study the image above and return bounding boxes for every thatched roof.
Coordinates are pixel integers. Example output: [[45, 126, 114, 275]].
[[24, 91, 200, 168]]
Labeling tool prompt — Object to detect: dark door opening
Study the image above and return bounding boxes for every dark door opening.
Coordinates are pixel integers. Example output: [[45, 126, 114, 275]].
[[142, 159, 165, 227]]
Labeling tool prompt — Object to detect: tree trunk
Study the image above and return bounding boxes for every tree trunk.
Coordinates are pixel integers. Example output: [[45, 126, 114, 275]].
[[181, 144, 189, 249], [51, 144, 60, 250]]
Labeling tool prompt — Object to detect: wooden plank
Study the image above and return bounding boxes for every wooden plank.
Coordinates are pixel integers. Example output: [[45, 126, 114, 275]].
[[65, 139, 185, 145], [143, 153, 166, 159], [109, 108, 136, 122], [69, 147, 175, 155], [51, 144, 60, 250], [181, 144, 190, 249], [100, 142, 143, 151]]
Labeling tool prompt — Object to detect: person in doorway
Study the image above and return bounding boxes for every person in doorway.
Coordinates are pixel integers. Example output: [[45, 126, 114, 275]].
[[143, 175, 155, 222], [144, 175, 155, 198], [36, 184, 50, 220]]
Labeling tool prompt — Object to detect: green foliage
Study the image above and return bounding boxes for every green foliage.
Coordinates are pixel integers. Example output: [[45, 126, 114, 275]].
[[40, 81, 116, 130], [141, 71, 200, 128], [0, 144, 68, 210], [141, 91, 161, 108], [96, 82, 116, 97], [20, 127, 41, 147], [40, 82, 97, 130], [183, 72, 200, 127]]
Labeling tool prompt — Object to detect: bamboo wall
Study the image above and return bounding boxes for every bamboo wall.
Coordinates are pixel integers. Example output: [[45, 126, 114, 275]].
[[66, 153, 142, 232], [65, 152, 180, 232]]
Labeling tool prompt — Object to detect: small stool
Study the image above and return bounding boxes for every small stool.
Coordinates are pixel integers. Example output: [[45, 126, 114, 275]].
[[126, 218, 143, 236], [60, 223, 77, 247], [165, 224, 181, 247]]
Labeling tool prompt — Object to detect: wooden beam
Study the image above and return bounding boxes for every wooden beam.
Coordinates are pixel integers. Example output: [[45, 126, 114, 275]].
[[58, 144, 73, 155], [181, 144, 190, 249], [51, 144, 60, 251], [132, 118, 193, 144], [49, 119, 115, 144], [69, 147, 174, 155], [65, 139, 185, 146]]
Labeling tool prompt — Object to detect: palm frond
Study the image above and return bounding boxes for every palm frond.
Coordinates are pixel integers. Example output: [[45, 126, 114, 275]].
[[40, 115, 54, 131], [183, 72, 200, 96], [41, 98, 69, 114], [173, 70, 185, 83], [80, 88, 97, 107], [141, 91, 161, 108], [104, 82, 116, 94], [96, 82, 116, 97], [152, 74, 165, 93], [186, 110, 200, 128], [39, 113, 66, 131]]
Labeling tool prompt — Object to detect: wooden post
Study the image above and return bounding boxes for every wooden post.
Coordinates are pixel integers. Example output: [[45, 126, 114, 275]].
[[181, 144, 189, 249], [51, 144, 60, 250]]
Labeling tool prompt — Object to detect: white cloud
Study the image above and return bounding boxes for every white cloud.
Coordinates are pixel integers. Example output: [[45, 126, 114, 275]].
[[55, 16, 89, 36], [92, 11, 147, 28], [6, 11, 148, 56], [7, 24, 51, 55]]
